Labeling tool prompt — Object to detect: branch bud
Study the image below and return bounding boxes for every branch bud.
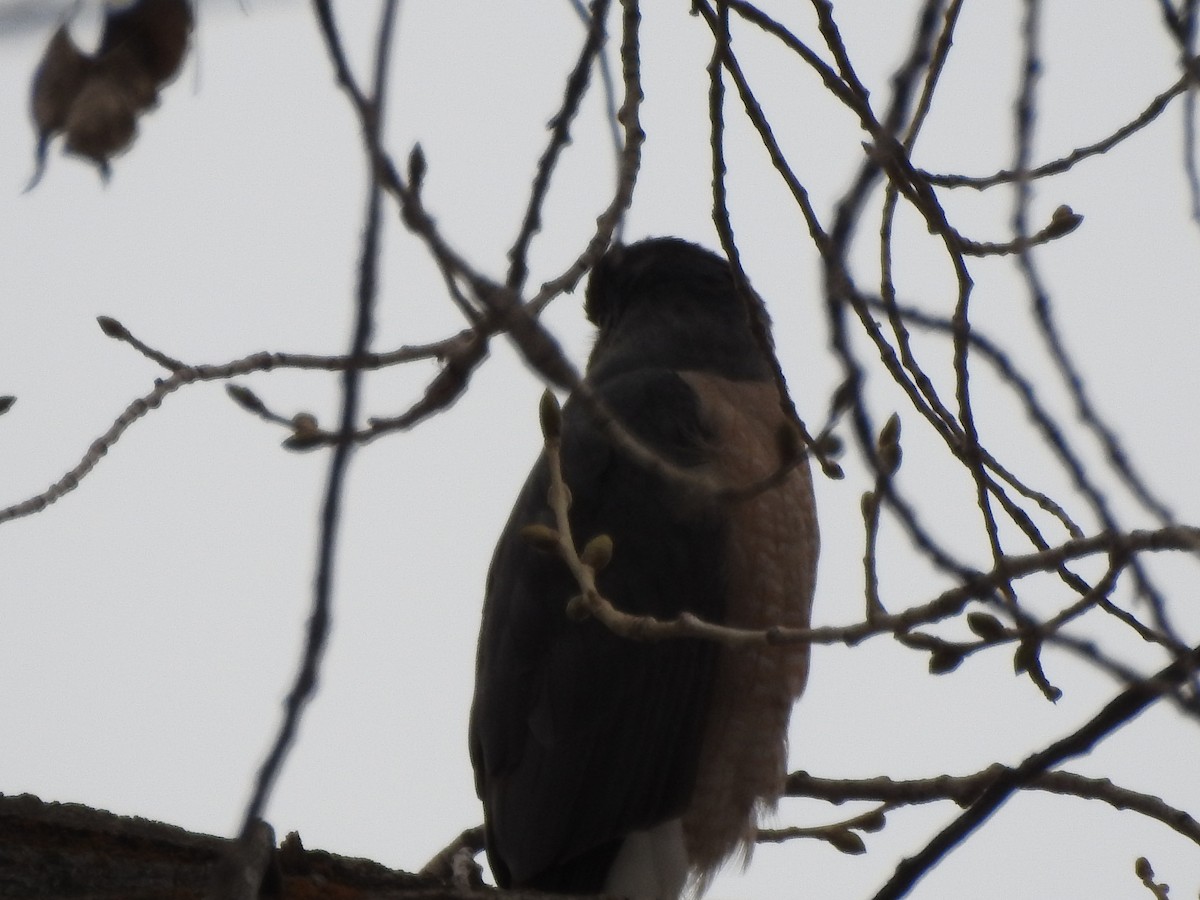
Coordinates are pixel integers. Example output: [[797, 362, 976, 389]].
[[877, 413, 902, 474], [97, 315, 128, 339], [539, 390, 562, 441], [408, 143, 427, 192], [821, 459, 845, 480], [226, 384, 267, 416], [814, 431, 843, 458], [519, 523, 561, 552], [830, 377, 857, 414], [857, 809, 886, 833], [1046, 204, 1083, 238], [581, 534, 614, 571], [282, 432, 326, 451], [928, 645, 964, 674], [826, 829, 866, 855], [283, 413, 324, 451], [966, 611, 1006, 641]]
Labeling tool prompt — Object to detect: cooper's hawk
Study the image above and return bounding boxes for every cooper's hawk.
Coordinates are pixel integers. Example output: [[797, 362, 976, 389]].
[[470, 237, 819, 898]]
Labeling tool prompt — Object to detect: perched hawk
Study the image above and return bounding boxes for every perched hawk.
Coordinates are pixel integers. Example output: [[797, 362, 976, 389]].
[[470, 237, 819, 898]]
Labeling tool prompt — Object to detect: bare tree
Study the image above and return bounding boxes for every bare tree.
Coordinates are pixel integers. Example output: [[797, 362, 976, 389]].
[[4, 1, 1200, 898]]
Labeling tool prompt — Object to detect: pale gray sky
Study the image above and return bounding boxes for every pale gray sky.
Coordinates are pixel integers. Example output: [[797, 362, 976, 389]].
[[3, 2, 1200, 898]]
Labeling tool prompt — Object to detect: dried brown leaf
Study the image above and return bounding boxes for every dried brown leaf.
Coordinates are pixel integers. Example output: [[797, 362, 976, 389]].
[[26, 0, 194, 184]]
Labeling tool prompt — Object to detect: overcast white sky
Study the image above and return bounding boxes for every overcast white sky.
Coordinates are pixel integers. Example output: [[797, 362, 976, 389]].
[[3, 2, 1200, 898]]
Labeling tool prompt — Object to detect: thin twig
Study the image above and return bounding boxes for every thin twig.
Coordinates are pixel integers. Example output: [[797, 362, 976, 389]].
[[97, 316, 186, 370], [506, 0, 612, 291], [786, 767, 1200, 847], [528, 0, 645, 313], [705, 2, 814, 457], [808, 0, 872, 106], [924, 73, 1190, 189], [756, 804, 888, 854], [871, 642, 1200, 900], [726, 0, 863, 112], [539, 408, 1200, 652], [694, 0, 830, 252], [566, 0, 623, 168], [238, 0, 400, 839], [0, 323, 461, 527]]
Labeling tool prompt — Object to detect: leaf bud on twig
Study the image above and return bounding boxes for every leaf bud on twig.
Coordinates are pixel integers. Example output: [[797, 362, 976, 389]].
[[519, 523, 561, 552], [928, 645, 964, 674], [226, 384, 267, 416], [581, 534, 614, 571], [97, 315, 128, 339], [826, 829, 866, 855], [408, 143, 427, 192], [967, 611, 1007, 641], [539, 390, 562, 441], [877, 413, 902, 475]]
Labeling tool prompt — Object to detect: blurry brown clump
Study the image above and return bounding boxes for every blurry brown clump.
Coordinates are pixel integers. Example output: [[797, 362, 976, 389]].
[[28, 0, 194, 187]]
